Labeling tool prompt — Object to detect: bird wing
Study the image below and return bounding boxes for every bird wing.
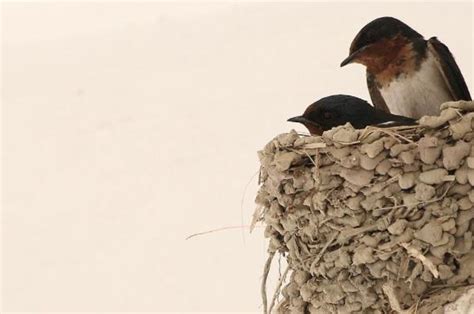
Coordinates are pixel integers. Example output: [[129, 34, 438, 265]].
[[375, 116, 417, 128], [427, 37, 471, 101], [371, 107, 417, 128], [374, 120, 417, 129], [366, 71, 391, 113]]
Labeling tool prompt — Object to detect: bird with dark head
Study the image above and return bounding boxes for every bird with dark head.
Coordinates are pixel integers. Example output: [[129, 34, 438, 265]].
[[341, 16, 471, 119], [288, 94, 416, 136]]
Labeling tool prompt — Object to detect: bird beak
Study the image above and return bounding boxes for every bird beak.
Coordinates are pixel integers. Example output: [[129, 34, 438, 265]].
[[340, 46, 369, 67], [288, 115, 323, 136], [340, 53, 357, 67], [287, 116, 310, 124]]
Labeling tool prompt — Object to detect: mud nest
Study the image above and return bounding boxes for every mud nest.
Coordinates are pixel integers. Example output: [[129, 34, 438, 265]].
[[254, 101, 474, 313]]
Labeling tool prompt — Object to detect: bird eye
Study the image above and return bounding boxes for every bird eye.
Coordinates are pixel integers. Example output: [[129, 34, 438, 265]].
[[323, 111, 332, 119]]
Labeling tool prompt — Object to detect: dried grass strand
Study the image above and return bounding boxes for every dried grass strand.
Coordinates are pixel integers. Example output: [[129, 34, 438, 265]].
[[268, 264, 290, 314], [262, 251, 275, 314], [185, 225, 263, 240]]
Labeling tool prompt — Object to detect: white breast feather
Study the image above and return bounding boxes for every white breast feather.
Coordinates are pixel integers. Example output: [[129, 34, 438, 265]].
[[379, 52, 453, 119]]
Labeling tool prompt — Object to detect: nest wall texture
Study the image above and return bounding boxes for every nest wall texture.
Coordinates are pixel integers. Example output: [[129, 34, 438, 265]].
[[255, 101, 474, 313]]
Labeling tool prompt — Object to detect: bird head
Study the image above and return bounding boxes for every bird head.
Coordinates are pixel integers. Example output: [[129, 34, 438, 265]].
[[340, 17, 423, 69], [287, 115, 324, 136], [288, 95, 374, 135]]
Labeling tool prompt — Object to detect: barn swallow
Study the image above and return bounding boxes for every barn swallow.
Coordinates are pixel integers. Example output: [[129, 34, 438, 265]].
[[287, 94, 416, 135], [341, 16, 471, 119]]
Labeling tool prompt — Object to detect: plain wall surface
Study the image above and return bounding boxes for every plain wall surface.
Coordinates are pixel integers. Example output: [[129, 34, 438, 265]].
[[2, 2, 473, 312]]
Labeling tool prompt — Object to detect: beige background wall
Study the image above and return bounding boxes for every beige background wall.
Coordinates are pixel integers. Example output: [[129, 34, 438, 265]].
[[2, 1, 472, 312]]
